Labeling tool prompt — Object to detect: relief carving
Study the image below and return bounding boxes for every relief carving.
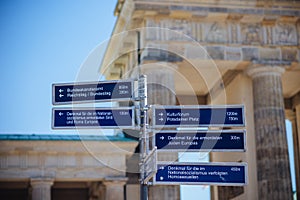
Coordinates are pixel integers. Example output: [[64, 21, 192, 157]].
[[275, 23, 297, 45], [161, 19, 192, 41], [241, 23, 262, 44], [205, 22, 227, 43], [147, 18, 299, 47]]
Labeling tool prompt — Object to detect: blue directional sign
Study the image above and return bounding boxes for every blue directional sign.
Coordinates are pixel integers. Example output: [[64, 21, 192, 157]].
[[52, 80, 134, 105], [155, 162, 247, 186], [52, 107, 135, 129], [155, 130, 246, 152], [152, 105, 245, 128]]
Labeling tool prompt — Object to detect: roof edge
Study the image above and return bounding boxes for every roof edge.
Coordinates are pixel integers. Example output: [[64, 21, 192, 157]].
[[0, 134, 137, 142]]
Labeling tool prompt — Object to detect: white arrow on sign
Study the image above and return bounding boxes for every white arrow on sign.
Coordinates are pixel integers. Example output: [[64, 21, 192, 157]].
[[160, 136, 164, 140], [59, 89, 64, 93], [159, 112, 164, 116], [59, 94, 64, 98], [59, 112, 64, 116], [159, 118, 164, 121]]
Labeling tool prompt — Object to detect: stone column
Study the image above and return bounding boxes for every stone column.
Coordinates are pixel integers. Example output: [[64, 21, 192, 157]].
[[101, 178, 127, 200], [247, 65, 293, 200], [30, 177, 54, 200], [142, 64, 180, 200]]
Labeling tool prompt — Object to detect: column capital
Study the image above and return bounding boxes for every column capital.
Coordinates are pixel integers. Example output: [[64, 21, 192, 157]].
[[103, 177, 128, 186], [246, 65, 285, 79], [30, 177, 54, 200], [286, 109, 296, 121], [30, 177, 54, 187]]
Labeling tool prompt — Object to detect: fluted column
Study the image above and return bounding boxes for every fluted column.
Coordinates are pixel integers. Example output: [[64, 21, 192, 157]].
[[30, 177, 54, 200], [142, 64, 180, 200], [247, 65, 293, 200]]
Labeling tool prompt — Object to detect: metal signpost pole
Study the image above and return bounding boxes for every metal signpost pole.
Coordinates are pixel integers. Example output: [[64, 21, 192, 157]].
[[136, 31, 149, 200], [139, 75, 148, 200]]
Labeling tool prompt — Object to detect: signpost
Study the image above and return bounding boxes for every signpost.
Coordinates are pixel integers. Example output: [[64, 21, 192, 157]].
[[155, 130, 246, 152], [51, 76, 248, 199], [152, 105, 245, 128], [154, 162, 247, 186], [52, 107, 135, 129], [52, 80, 134, 105]]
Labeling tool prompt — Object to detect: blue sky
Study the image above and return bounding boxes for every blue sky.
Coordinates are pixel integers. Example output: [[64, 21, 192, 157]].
[[0, 0, 117, 133]]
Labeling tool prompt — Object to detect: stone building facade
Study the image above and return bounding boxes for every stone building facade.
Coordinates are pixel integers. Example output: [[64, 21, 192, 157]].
[[101, 0, 300, 199], [0, 135, 137, 200]]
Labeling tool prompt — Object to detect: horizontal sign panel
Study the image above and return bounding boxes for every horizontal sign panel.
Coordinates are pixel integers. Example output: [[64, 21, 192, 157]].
[[155, 130, 246, 152], [154, 162, 247, 186], [143, 147, 157, 184], [52, 107, 135, 129], [152, 105, 245, 128], [52, 80, 134, 105]]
